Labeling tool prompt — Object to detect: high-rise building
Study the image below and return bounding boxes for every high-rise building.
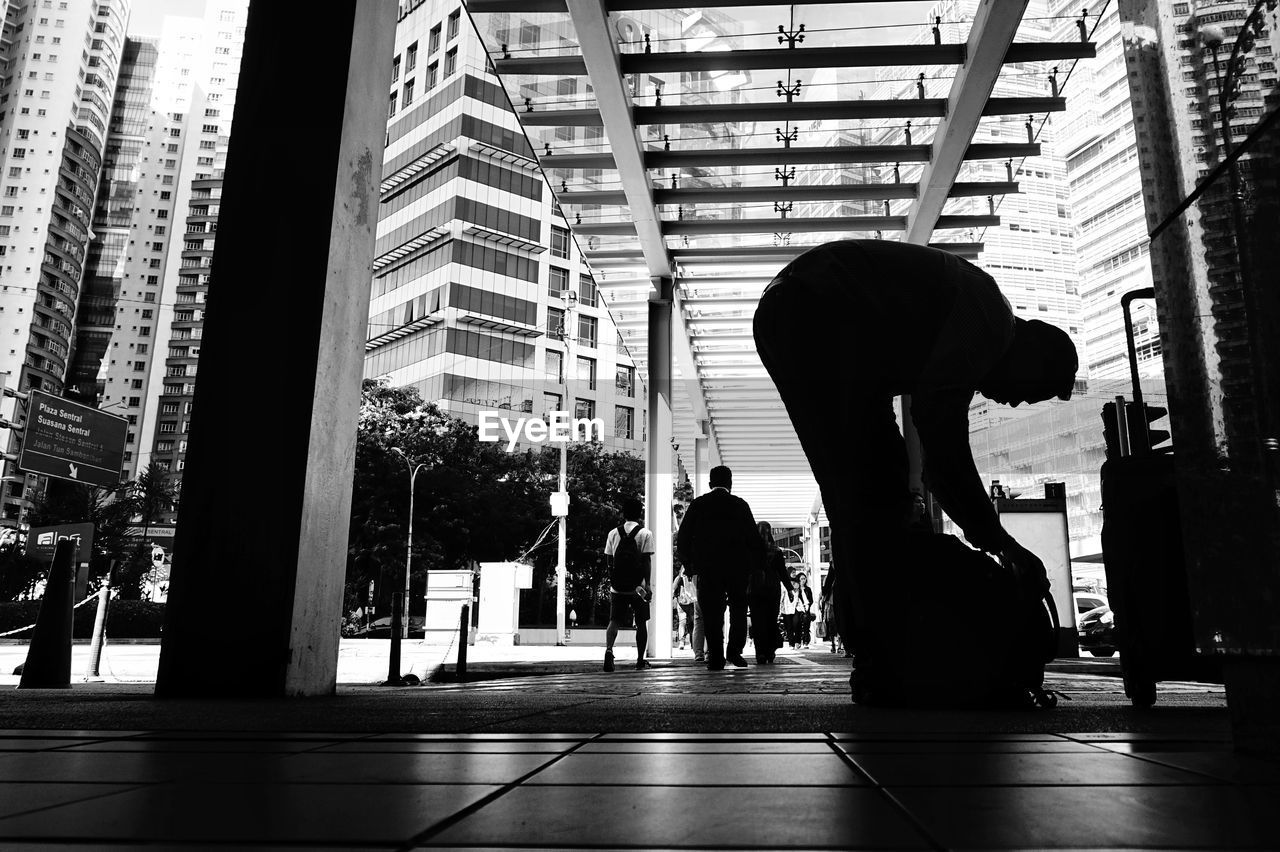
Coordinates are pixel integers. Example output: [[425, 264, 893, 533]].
[[368, 0, 643, 455], [1048, 0, 1165, 385], [1121, 0, 1278, 463], [871, 0, 1084, 387], [67, 2, 244, 512], [865, 0, 1101, 550], [0, 0, 131, 524]]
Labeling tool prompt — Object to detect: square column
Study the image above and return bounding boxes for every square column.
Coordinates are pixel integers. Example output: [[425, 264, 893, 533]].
[[693, 434, 709, 498], [155, 0, 398, 697], [646, 278, 674, 659]]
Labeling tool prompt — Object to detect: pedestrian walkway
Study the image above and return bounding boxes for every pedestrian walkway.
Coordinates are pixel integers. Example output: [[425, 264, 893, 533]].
[[0, 647, 1268, 848], [0, 725, 1275, 848]]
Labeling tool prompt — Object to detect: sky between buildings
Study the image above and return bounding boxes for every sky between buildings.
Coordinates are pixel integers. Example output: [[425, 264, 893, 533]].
[[127, 0, 206, 37]]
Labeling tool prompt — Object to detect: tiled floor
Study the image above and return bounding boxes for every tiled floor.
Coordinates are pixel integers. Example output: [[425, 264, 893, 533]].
[[0, 728, 1277, 849]]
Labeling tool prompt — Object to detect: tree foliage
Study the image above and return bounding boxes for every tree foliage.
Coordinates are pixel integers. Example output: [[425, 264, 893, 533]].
[[346, 380, 547, 616], [346, 380, 645, 626], [21, 477, 140, 599]]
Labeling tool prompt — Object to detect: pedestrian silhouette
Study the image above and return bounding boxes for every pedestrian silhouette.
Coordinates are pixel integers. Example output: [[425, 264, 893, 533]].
[[753, 239, 1076, 677], [676, 466, 765, 669]]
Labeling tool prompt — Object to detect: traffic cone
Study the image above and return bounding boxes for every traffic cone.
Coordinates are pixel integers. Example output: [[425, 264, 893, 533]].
[[18, 539, 76, 689]]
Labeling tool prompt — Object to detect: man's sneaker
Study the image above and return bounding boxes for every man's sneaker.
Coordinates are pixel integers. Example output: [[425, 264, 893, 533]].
[[693, 654, 705, 663], [603, 651, 615, 672], [636, 658, 651, 670], [726, 653, 748, 668], [706, 656, 725, 671]]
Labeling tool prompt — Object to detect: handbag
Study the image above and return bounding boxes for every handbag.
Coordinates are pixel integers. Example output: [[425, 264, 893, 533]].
[[675, 576, 695, 606]]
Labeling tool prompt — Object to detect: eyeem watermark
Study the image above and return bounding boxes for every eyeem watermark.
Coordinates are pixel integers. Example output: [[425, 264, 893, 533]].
[[478, 411, 605, 451]]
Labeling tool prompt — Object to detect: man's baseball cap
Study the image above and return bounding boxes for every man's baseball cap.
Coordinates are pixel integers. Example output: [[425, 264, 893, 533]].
[[1027, 319, 1079, 400]]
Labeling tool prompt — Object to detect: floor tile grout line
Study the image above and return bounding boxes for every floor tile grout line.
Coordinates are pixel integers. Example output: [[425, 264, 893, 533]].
[[459, 692, 640, 733], [392, 732, 608, 852], [1114, 749, 1268, 785], [0, 781, 157, 825], [824, 738, 949, 852]]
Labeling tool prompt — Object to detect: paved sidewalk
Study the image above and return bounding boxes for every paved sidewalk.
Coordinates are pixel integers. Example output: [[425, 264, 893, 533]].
[[0, 639, 1253, 849], [1, 637, 847, 685]]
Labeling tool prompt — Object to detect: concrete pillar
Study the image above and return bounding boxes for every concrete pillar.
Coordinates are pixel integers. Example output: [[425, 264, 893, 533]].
[[693, 435, 709, 497], [646, 278, 674, 660], [154, 0, 397, 698], [804, 517, 822, 575]]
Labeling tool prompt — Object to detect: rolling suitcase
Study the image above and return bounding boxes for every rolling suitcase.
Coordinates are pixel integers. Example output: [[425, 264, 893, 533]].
[[1100, 453, 1221, 707], [1099, 290, 1222, 707]]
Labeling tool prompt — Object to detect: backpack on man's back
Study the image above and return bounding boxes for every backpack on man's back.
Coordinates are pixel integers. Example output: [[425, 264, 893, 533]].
[[611, 524, 645, 590]]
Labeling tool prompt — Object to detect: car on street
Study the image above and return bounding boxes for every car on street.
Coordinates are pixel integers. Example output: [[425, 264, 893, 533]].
[[1077, 603, 1116, 657], [1074, 592, 1108, 616], [346, 615, 425, 638]]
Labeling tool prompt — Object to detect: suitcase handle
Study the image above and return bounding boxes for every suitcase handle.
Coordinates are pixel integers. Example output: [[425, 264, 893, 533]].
[[1120, 288, 1155, 441]]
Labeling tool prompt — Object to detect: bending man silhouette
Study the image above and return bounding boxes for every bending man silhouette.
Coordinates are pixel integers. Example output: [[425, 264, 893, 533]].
[[752, 239, 1078, 653]]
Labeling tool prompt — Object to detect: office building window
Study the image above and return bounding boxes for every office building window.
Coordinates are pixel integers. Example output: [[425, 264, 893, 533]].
[[391, 55, 400, 82], [548, 266, 569, 298], [543, 392, 562, 417], [447, 9, 460, 40], [545, 349, 563, 383], [615, 405, 634, 439], [550, 225, 570, 259], [429, 24, 441, 53], [616, 364, 634, 397], [426, 62, 437, 90], [578, 274, 596, 307], [578, 314, 597, 347], [575, 398, 595, 421], [547, 306, 564, 340], [405, 41, 417, 72], [388, 90, 396, 117], [577, 356, 596, 390], [445, 48, 457, 77], [402, 78, 414, 106]]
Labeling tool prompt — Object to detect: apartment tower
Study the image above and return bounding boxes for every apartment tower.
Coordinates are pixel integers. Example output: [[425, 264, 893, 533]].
[[0, 0, 130, 524]]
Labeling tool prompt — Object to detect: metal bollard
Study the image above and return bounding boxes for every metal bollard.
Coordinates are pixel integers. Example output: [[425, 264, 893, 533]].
[[384, 592, 403, 685], [456, 602, 469, 680], [84, 586, 110, 680]]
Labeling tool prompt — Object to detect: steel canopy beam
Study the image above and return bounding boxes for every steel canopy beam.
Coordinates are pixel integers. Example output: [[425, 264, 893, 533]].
[[906, 0, 1030, 244], [544, 143, 1043, 172], [629, 97, 1064, 126], [562, 0, 667, 279], [498, 42, 1094, 77], [649, 181, 1015, 205], [468, 0, 921, 9], [526, 96, 1065, 126], [561, 0, 716, 464]]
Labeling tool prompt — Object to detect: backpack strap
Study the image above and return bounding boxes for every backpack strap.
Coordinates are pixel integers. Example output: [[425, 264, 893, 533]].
[[625, 524, 642, 542]]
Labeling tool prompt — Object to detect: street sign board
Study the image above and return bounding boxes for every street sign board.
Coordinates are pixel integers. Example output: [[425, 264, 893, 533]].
[[17, 391, 128, 488], [26, 522, 94, 563], [125, 523, 176, 542]]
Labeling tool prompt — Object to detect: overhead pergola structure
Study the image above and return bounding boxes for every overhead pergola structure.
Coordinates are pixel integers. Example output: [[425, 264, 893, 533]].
[[465, 0, 1094, 655]]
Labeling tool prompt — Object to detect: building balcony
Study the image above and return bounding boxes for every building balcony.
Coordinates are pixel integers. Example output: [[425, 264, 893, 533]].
[[456, 313, 544, 337], [365, 312, 444, 351]]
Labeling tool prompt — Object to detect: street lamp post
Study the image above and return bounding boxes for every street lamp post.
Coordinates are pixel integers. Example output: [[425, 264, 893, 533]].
[[556, 289, 577, 645], [391, 447, 429, 640]]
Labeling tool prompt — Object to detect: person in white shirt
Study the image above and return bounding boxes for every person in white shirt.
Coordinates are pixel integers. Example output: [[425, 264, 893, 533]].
[[603, 496, 656, 671]]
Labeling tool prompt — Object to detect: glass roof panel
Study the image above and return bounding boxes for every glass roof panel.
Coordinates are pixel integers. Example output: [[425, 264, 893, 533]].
[[464, 0, 1100, 522]]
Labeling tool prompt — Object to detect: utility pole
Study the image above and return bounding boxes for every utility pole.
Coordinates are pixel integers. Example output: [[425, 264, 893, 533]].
[[391, 447, 428, 639]]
